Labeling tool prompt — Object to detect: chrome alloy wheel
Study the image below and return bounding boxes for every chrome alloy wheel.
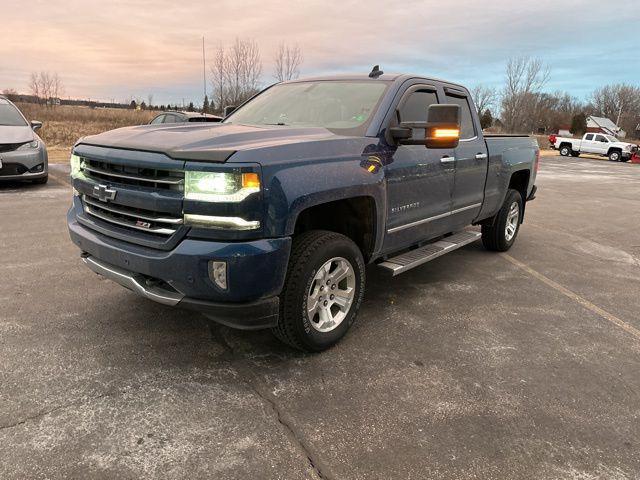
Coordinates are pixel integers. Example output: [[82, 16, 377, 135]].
[[505, 202, 520, 242], [307, 257, 356, 333]]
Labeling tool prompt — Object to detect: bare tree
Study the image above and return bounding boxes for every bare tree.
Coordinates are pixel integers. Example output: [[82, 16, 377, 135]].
[[273, 42, 303, 82], [50, 72, 64, 103], [29, 72, 41, 103], [2, 88, 18, 101], [501, 57, 550, 133], [147, 94, 154, 109], [470, 85, 498, 116], [28, 71, 64, 106], [210, 38, 263, 113], [590, 84, 640, 136]]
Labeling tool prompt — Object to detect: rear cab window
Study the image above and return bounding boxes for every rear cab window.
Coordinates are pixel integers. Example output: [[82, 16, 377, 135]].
[[585, 134, 594, 140], [444, 91, 476, 139]]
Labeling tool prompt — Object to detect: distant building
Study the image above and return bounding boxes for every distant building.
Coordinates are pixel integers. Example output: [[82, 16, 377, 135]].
[[586, 116, 626, 138], [557, 126, 571, 137]]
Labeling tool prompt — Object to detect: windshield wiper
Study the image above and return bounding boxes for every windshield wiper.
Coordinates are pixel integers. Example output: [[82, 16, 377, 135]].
[[264, 122, 287, 126]]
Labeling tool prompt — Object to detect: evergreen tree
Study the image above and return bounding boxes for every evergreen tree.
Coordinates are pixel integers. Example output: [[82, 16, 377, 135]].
[[570, 113, 587, 136], [203, 95, 209, 113], [480, 109, 493, 129]]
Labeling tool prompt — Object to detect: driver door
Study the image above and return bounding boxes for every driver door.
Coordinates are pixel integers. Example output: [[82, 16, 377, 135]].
[[382, 84, 455, 253], [594, 134, 608, 154]]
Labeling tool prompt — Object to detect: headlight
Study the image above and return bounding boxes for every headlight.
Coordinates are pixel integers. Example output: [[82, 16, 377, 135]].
[[184, 171, 260, 202], [17, 140, 39, 150], [70, 153, 82, 178]]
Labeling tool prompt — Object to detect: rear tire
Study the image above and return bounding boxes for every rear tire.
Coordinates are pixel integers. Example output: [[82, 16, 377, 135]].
[[482, 189, 523, 252], [272, 230, 365, 352], [608, 150, 621, 162], [559, 145, 571, 157]]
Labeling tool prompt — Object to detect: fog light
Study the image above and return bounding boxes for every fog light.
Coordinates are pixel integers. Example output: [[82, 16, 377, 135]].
[[29, 163, 44, 173], [209, 261, 228, 290]]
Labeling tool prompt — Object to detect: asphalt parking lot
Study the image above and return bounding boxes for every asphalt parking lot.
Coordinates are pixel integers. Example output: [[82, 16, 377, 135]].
[[1, 155, 639, 479]]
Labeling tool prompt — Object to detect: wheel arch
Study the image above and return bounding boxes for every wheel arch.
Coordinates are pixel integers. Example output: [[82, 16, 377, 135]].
[[289, 195, 379, 262], [607, 147, 623, 156]]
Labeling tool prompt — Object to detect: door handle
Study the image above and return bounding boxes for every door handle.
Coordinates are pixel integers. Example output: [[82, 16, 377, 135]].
[[475, 153, 488, 160], [440, 156, 455, 164]]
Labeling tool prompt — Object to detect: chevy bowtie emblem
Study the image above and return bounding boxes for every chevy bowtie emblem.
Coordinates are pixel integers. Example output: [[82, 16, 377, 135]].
[[93, 184, 117, 202]]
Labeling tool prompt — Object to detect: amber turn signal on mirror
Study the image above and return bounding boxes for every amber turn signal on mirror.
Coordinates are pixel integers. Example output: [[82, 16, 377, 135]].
[[432, 128, 460, 139], [425, 104, 462, 149]]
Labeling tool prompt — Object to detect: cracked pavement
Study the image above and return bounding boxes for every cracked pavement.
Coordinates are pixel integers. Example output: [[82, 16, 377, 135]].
[[1, 156, 639, 479]]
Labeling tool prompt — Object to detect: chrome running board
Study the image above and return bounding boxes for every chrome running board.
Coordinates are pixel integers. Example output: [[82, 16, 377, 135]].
[[378, 230, 482, 276]]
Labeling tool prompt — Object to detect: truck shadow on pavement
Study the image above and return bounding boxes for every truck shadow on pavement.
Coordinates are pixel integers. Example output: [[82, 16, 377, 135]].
[[84, 242, 491, 375]]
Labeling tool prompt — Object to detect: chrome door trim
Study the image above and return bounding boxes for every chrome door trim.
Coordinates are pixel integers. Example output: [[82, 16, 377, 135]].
[[387, 203, 482, 234]]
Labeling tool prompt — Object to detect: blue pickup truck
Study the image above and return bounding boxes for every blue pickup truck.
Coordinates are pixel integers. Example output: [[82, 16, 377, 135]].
[[67, 70, 538, 352]]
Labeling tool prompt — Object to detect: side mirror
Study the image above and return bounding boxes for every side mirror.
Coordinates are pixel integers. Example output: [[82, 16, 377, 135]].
[[223, 105, 237, 117], [31, 120, 43, 131], [425, 104, 461, 149]]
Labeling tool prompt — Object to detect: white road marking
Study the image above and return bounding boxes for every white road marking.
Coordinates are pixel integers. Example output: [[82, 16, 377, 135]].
[[502, 253, 640, 342]]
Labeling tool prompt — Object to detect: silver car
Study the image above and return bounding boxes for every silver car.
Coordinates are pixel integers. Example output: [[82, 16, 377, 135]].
[[0, 96, 48, 184]]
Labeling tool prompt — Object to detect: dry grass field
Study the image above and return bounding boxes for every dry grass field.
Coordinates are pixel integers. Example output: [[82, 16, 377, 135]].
[[13, 103, 637, 164], [17, 103, 156, 162]]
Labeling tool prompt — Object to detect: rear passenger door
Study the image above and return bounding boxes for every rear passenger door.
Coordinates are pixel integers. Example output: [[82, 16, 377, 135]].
[[446, 88, 487, 229], [582, 133, 595, 152]]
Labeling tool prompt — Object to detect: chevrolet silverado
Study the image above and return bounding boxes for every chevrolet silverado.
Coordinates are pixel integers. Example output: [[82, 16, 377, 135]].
[[67, 70, 539, 352]]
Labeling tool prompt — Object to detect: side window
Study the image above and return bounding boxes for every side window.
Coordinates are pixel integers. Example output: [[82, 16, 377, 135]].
[[150, 115, 164, 124], [163, 115, 176, 124], [399, 90, 438, 123], [444, 93, 476, 139], [584, 134, 594, 141], [595, 134, 606, 142]]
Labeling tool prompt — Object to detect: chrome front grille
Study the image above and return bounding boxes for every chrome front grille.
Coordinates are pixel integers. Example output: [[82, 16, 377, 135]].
[[82, 194, 182, 236], [80, 157, 184, 191]]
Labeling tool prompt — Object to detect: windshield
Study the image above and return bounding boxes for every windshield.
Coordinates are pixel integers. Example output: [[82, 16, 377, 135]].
[[225, 81, 389, 136], [605, 135, 618, 142], [0, 99, 28, 127]]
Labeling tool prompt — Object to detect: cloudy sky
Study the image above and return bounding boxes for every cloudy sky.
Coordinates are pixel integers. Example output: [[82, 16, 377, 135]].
[[1, 0, 637, 106]]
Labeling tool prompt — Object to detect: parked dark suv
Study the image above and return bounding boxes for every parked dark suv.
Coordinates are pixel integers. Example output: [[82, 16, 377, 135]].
[[0, 96, 48, 184], [149, 111, 222, 125]]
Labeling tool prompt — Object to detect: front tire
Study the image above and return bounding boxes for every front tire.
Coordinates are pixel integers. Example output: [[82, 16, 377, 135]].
[[608, 150, 621, 162], [559, 145, 572, 157], [482, 189, 523, 252], [273, 230, 365, 352]]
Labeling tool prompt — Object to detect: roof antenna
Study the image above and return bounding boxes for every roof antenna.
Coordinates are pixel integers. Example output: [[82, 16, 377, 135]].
[[369, 65, 384, 78]]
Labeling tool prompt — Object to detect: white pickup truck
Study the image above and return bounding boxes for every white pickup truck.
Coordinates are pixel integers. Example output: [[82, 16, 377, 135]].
[[553, 133, 638, 162]]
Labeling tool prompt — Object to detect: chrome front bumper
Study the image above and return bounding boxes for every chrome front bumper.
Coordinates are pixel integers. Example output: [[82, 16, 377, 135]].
[[80, 253, 280, 329], [82, 254, 184, 306]]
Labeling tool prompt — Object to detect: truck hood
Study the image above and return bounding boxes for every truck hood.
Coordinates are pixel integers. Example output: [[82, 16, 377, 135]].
[[612, 141, 636, 149], [0, 125, 35, 145], [78, 123, 344, 162]]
